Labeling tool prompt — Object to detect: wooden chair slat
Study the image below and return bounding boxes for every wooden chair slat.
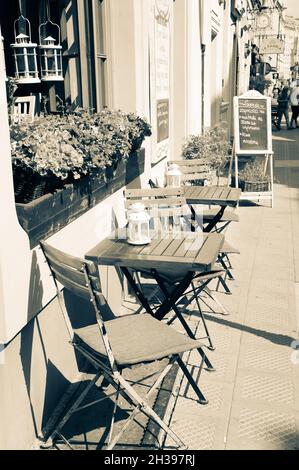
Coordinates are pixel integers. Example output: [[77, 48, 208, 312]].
[[182, 173, 210, 181], [40, 241, 97, 275], [179, 166, 210, 175], [125, 197, 186, 208], [41, 242, 115, 321], [148, 205, 190, 217], [125, 188, 184, 198], [48, 254, 101, 291], [54, 270, 91, 300], [170, 159, 206, 166]]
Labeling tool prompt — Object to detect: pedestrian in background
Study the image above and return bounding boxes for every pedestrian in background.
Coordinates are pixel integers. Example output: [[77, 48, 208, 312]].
[[290, 78, 299, 88], [271, 88, 279, 107], [289, 85, 299, 128], [277, 86, 291, 130]]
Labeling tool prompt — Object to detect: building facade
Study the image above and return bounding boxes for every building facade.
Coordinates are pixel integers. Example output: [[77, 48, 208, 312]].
[[0, 0, 252, 449], [249, 1, 299, 88]]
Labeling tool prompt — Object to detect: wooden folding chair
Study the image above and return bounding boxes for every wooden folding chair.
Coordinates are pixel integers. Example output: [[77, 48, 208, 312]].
[[166, 160, 239, 290], [125, 187, 189, 234], [39, 241, 209, 450], [125, 188, 229, 352], [167, 159, 239, 232]]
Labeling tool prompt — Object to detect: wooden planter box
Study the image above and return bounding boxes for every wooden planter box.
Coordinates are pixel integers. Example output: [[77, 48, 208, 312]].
[[16, 149, 145, 249], [230, 177, 270, 193], [242, 181, 270, 192]]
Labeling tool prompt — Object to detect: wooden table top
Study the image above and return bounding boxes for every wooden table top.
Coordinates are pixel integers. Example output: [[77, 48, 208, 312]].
[[86, 230, 224, 273], [184, 186, 241, 206]]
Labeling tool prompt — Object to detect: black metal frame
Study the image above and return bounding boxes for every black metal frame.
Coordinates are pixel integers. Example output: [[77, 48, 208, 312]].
[[121, 266, 215, 373]]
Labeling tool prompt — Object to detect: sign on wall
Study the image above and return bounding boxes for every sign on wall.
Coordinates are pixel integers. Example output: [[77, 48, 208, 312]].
[[234, 90, 272, 154], [157, 99, 169, 143], [259, 37, 285, 55], [149, 0, 172, 165]]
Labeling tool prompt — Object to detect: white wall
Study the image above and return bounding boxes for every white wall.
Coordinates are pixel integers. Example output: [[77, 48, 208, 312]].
[[186, 0, 202, 135], [0, 28, 51, 344]]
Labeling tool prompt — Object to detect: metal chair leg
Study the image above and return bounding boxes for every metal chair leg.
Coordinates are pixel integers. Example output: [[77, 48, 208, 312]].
[[171, 308, 215, 371], [151, 273, 215, 372], [216, 274, 232, 295], [176, 356, 208, 405], [218, 255, 234, 280], [106, 365, 186, 450], [224, 253, 233, 269], [107, 379, 121, 447], [204, 287, 229, 316], [191, 282, 215, 350]]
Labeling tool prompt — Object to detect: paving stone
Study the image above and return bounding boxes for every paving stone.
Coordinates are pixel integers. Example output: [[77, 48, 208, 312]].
[[165, 411, 218, 450], [49, 130, 299, 451], [228, 407, 299, 450], [242, 374, 294, 405]]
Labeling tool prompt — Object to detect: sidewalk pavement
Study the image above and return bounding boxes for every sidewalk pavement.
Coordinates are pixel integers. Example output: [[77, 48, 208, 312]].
[[45, 128, 299, 451], [163, 127, 299, 450]]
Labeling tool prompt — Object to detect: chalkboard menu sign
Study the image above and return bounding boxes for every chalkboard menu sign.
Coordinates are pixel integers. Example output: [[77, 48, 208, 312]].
[[234, 90, 272, 155], [157, 99, 169, 143]]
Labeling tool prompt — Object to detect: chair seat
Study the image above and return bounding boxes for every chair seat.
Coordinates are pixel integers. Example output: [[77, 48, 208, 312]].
[[194, 268, 224, 282], [74, 313, 203, 366], [220, 241, 240, 254], [202, 208, 239, 223]]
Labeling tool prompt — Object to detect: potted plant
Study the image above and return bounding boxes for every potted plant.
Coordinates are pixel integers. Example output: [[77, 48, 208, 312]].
[[10, 108, 151, 247], [238, 160, 270, 192], [10, 108, 152, 203], [249, 75, 272, 95], [126, 112, 152, 152], [181, 123, 232, 185]]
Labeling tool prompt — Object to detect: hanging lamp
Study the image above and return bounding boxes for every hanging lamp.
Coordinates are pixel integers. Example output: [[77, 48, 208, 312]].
[[10, 2, 40, 84], [38, 3, 63, 82]]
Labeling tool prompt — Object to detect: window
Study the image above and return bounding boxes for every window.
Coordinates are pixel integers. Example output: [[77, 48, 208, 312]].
[[0, 0, 109, 113]]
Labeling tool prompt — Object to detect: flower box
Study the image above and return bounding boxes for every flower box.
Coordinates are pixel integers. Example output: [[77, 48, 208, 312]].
[[230, 176, 270, 192], [242, 181, 270, 192], [16, 149, 145, 249]]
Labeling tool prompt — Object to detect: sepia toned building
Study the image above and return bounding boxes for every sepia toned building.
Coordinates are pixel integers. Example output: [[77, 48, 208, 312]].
[[0, 0, 254, 449]]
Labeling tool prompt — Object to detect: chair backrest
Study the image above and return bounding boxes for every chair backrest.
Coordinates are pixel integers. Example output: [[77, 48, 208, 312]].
[[167, 159, 210, 183], [125, 187, 191, 233], [13, 96, 36, 123], [40, 241, 116, 355]]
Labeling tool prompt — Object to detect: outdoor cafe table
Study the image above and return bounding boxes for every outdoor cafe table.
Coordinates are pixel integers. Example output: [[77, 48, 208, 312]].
[[183, 185, 241, 232], [86, 230, 224, 369]]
